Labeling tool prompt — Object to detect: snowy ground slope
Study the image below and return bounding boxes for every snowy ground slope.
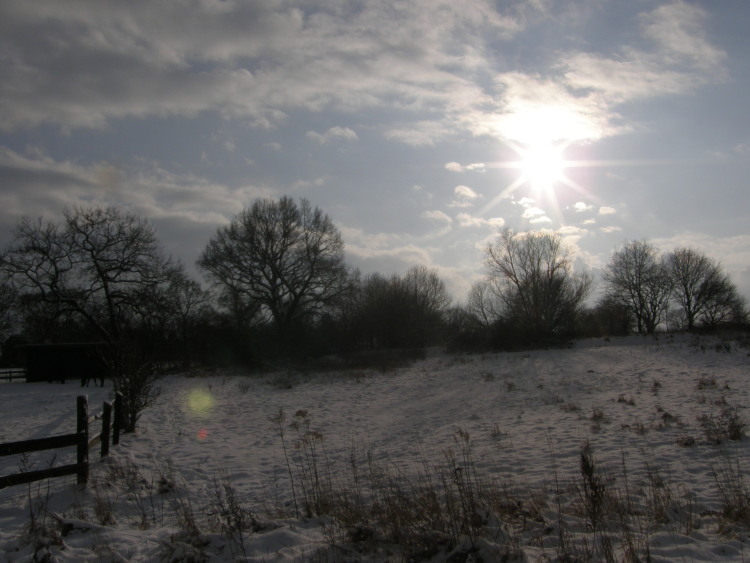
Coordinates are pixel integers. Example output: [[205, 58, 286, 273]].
[[1, 334, 749, 561]]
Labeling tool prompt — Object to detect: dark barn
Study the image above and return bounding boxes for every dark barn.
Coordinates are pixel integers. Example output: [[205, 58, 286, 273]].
[[23, 343, 109, 385]]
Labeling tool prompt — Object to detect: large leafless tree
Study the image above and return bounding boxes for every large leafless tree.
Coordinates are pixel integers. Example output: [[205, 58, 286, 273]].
[[667, 248, 722, 330], [602, 240, 672, 334], [1, 206, 178, 344], [666, 247, 746, 330], [0, 206, 180, 430], [485, 229, 593, 338], [198, 197, 348, 345]]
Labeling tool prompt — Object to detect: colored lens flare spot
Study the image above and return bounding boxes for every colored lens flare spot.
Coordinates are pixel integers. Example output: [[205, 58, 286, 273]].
[[197, 428, 209, 440], [187, 388, 215, 416]]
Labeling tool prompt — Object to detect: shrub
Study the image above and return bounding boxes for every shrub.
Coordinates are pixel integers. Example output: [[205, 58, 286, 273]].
[[698, 407, 747, 444]]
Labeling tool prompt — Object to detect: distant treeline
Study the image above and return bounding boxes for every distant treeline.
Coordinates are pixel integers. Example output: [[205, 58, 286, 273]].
[[0, 200, 747, 369]]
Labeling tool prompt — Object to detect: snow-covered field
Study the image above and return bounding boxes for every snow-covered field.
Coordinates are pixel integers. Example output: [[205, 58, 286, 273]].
[[1, 334, 750, 561]]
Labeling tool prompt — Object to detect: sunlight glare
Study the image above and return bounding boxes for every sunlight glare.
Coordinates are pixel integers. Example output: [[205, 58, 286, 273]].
[[520, 142, 566, 191]]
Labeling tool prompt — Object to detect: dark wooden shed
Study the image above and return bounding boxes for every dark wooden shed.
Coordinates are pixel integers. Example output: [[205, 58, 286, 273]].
[[22, 342, 109, 384]]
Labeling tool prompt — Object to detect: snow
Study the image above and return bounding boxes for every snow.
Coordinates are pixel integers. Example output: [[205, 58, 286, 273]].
[[1, 333, 750, 561]]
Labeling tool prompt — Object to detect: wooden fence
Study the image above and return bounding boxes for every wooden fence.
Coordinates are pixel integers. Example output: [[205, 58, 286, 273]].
[[0, 393, 123, 489], [0, 368, 26, 382]]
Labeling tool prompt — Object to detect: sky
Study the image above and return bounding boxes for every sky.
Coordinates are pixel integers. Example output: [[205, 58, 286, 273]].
[[0, 0, 749, 302]]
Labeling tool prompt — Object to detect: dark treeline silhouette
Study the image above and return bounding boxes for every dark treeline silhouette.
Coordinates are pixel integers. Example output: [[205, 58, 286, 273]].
[[1, 203, 748, 381]]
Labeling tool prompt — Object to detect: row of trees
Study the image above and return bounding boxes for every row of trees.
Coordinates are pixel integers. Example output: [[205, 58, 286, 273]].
[[604, 241, 745, 334], [1, 199, 747, 372], [468, 234, 746, 345]]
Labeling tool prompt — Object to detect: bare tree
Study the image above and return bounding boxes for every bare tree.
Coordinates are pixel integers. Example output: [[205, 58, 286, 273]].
[[1, 206, 178, 344], [197, 197, 348, 349], [0, 206, 177, 430], [485, 229, 593, 338], [399, 265, 452, 347], [667, 247, 744, 330], [344, 266, 451, 350], [348, 272, 397, 349], [0, 274, 18, 343], [466, 279, 502, 328], [700, 276, 747, 328], [602, 240, 672, 334], [163, 273, 213, 366]]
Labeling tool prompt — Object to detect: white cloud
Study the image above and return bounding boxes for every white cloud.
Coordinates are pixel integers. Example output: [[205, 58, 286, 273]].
[[450, 185, 482, 208], [0, 147, 276, 225], [466, 2, 726, 149], [454, 185, 480, 200], [456, 213, 505, 228], [641, 2, 726, 74], [445, 161, 486, 173], [292, 176, 330, 189], [573, 201, 593, 212], [558, 225, 588, 247], [487, 71, 622, 143], [0, 1, 522, 132], [559, 225, 587, 236], [522, 206, 546, 218], [651, 232, 750, 276], [306, 126, 358, 144], [339, 225, 439, 271], [422, 210, 452, 223], [561, 2, 726, 106], [601, 226, 622, 233], [384, 121, 458, 147], [599, 206, 616, 215], [529, 215, 552, 224]]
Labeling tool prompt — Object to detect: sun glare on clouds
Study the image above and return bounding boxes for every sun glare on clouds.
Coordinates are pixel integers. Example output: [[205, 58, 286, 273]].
[[519, 141, 567, 193], [472, 99, 608, 223]]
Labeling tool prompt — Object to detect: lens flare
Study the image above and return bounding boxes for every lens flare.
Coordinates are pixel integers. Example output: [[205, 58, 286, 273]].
[[186, 388, 215, 417]]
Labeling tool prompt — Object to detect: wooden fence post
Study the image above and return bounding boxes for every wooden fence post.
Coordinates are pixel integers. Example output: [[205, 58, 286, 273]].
[[76, 395, 89, 485], [113, 392, 122, 446], [101, 401, 112, 458]]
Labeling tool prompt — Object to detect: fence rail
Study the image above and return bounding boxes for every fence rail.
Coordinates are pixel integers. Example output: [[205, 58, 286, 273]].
[[0, 393, 122, 489], [0, 368, 26, 382]]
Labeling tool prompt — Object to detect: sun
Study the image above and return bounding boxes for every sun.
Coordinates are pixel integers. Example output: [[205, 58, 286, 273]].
[[519, 141, 567, 192]]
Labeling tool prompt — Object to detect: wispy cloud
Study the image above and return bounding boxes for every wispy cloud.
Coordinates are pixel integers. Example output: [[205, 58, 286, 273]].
[[0, 1, 522, 133], [561, 2, 726, 104], [529, 215, 552, 224], [652, 232, 750, 281], [449, 185, 482, 207], [306, 126, 358, 144], [422, 210, 453, 223], [445, 161, 486, 173], [339, 225, 438, 270], [456, 213, 505, 228], [522, 206, 546, 219], [480, 2, 727, 146], [641, 2, 727, 73], [487, 72, 622, 143], [0, 146, 270, 224]]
